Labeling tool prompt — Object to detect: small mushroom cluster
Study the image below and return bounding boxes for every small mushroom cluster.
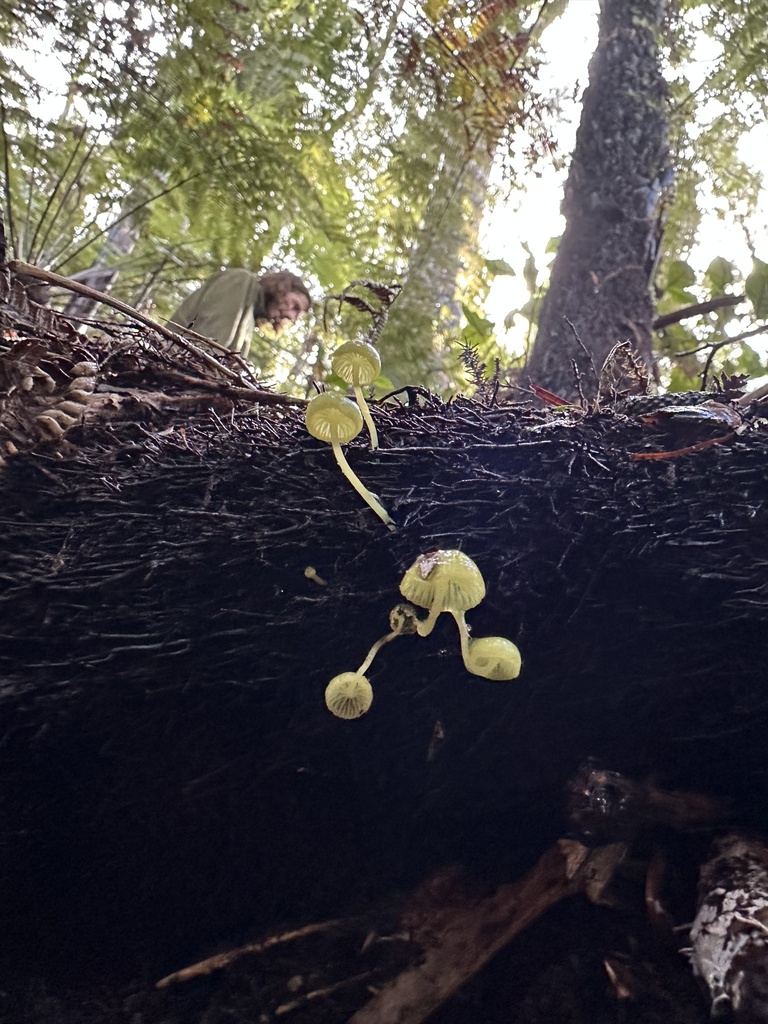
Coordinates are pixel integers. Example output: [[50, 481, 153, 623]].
[[324, 550, 522, 719], [305, 336, 395, 530], [400, 549, 522, 681]]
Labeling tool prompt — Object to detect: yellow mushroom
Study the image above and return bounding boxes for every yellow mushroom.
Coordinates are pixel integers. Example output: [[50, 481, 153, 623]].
[[304, 566, 328, 586], [399, 549, 486, 638], [325, 671, 374, 719], [305, 392, 395, 531], [400, 549, 522, 681], [324, 605, 418, 720], [463, 636, 522, 681], [331, 340, 381, 449]]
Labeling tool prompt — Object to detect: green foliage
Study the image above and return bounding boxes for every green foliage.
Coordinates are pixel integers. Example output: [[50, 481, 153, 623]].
[[654, 256, 768, 392], [665, 260, 697, 304], [4, 0, 766, 395], [1, 0, 564, 391], [461, 303, 495, 348], [485, 258, 515, 277], [660, 1, 767, 287], [745, 258, 768, 321], [705, 256, 736, 296]]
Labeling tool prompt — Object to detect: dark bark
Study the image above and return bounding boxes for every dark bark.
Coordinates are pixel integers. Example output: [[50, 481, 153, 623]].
[[525, 0, 670, 400]]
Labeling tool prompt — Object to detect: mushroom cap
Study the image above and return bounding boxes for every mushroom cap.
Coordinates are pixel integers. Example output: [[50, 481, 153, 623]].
[[325, 671, 374, 719], [399, 549, 486, 613], [306, 392, 363, 444], [464, 636, 521, 681], [332, 340, 381, 387]]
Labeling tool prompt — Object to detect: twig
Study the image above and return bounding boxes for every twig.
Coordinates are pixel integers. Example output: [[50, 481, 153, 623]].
[[564, 316, 599, 386], [0, 100, 16, 257], [274, 972, 374, 1017], [570, 358, 587, 410], [737, 380, 768, 406], [28, 128, 96, 264], [653, 294, 745, 329], [679, 322, 768, 360], [700, 338, 719, 389], [48, 170, 206, 273], [155, 918, 343, 988], [140, 369, 306, 406], [630, 431, 736, 461]]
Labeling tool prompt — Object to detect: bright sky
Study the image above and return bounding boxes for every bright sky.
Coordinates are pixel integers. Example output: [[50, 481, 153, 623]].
[[481, 0, 768, 362]]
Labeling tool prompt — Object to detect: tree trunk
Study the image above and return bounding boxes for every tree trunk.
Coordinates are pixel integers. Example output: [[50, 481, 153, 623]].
[[381, 3, 568, 392], [525, 0, 670, 400], [380, 140, 492, 391]]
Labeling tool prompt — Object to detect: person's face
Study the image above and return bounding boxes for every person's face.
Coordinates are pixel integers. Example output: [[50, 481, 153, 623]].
[[265, 291, 310, 329]]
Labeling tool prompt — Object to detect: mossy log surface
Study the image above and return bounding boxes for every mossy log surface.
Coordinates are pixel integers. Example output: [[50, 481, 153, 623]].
[[2, 275, 768, 1023]]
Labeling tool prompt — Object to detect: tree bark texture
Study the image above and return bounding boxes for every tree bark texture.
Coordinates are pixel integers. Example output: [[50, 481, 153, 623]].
[[525, 0, 670, 400], [380, 109, 497, 392]]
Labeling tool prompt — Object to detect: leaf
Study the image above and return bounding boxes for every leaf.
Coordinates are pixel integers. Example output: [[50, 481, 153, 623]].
[[522, 252, 538, 294], [518, 296, 539, 322], [322, 372, 350, 391], [705, 256, 736, 296], [746, 257, 768, 320], [665, 259, 696, 302], [667, 364, 700, 392], [728, 343, 766, 379], [484, 258, 515, 277], [545, 235, 561, 255], [424, 0, 449, 22], [461, 303, 495, 337]]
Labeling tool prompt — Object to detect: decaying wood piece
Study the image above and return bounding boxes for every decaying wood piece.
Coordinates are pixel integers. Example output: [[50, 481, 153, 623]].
[[349, 839, 627, 1024], [688, 834, 768, 1021]]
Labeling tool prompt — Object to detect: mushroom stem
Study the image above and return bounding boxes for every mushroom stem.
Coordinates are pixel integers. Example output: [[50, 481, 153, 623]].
[[415, 604, 442, 637], [304, 566, 327, 586], [451, 610, 472, 665], [356, 607, 416, 676], [353, 385, 379, 449], [357, 631, 397, 676], [330, 441, 395, 531]]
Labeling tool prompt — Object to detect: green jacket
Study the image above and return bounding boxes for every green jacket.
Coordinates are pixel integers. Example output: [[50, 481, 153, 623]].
[[167, 269, 265, 358]]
